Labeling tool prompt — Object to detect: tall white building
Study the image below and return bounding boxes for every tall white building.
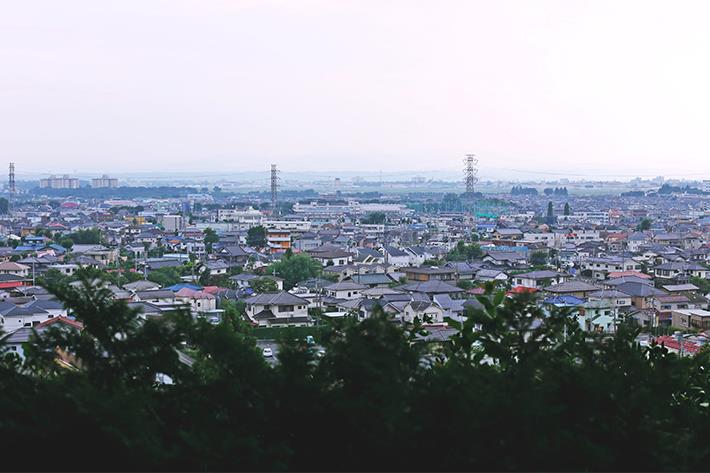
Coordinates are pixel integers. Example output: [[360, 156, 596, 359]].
[[91, 175, 119, 188], [40, 175, 79, 189]]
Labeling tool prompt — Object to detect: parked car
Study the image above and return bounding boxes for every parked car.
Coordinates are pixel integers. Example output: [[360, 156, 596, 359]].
[[262, 347, 273, 357]]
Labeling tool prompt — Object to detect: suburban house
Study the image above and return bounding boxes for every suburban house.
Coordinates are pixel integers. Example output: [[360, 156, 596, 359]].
[[324, 281, 367, 300], [399, 280, 465, 297], [475, 268, 509, 282], [0, 262, 30, 277], [244, 292, 311, 327], [654, 262, 708, 280], [381, 245, 412, 267], [614, 282, 667, 309], [581, 257, 642, 280], [174, 287, 217, 313], [579, 300, 618, 333], [671, 309, 710, 330], [1, 316, 82, 359], [0, 304, 54, 332], [544, 281, 602, 299], [204, 260, 230, 276], [384, 300, 445, 324], [512, 270, 569, 289], [403, 266, 456, 282], [483, 251, 527, 267], [133, 289, 177, 305], [218, 246, 250, 265]]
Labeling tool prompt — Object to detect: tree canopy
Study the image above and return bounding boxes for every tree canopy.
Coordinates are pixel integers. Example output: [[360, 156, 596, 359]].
[[447, 240, 483, 261], [1, 271, 710, 470], [246, 226, 267, 248], [66, 228, 103, 245], [267, 253, 322, 289]]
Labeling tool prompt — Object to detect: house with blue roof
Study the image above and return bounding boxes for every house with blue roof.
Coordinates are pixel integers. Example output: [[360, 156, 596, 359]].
[[543, 295, 586, 308], [166, 283, 203, 292]]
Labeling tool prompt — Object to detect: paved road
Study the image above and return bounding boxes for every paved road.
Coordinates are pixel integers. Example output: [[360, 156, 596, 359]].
[[256, 340, 280, 366], [255, 340, 325, 366]]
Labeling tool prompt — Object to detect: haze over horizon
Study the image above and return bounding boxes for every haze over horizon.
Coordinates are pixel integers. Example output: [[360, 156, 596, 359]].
[[2, 0, 710, 179]]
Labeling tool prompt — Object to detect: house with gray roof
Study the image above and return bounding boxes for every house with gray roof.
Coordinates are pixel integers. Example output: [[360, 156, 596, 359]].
[[244, 291, 311, 327]]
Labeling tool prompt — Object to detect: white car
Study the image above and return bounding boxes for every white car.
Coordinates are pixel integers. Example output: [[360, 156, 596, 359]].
[[262, 347, 273, 357]]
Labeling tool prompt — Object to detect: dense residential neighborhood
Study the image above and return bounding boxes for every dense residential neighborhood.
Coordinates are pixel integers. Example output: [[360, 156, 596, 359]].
[[1, 178, 709, 355]]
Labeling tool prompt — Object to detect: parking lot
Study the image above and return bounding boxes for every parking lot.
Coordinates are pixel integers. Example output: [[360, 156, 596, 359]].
[[255, 340, 325, 366]]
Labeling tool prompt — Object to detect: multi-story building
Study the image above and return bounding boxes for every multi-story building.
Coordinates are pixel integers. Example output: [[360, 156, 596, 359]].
[[217, 207, 263, 229], [266, 230, 291, 254], [91, 175, 119, 188], [162, 215, 185, 233], [39, 175, 79, 189], [263, 219, 312, 233]]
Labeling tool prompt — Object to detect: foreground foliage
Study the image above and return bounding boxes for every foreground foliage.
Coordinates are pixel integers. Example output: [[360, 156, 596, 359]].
[[1, 272, 710, 471]]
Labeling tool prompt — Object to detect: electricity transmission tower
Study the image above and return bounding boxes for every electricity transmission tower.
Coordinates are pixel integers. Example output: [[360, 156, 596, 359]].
[[8, 162, 16, 214], [463, 154, 478, 197], [270, 164, 280, 217]]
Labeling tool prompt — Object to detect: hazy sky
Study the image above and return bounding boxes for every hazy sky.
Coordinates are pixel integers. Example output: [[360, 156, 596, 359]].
[[2, 0, 710, 179]]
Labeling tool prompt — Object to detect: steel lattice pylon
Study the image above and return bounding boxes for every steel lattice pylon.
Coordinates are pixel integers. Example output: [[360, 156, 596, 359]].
[[270, 164, 279, 216], [463, 154, 478, 195]]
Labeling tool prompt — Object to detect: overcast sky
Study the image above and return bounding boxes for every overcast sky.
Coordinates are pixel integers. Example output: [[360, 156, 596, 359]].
[[1, 0, 710, 179]]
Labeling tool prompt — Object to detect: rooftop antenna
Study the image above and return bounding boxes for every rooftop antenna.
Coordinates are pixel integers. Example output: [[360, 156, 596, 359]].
[[270, 164, 280, 217], [8, 162, 15, 213]]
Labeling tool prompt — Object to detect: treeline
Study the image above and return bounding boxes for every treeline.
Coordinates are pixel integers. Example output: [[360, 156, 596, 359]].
[[30, 186, 201, 199], [2, 273, 710, 471], [510, 186, 538, 195], [657, 184, 705, 195], [621, 190, 646, 197], [543, 186, 568, 196]]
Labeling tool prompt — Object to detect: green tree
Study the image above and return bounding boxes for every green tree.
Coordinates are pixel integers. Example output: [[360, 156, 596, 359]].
[[361, 212, 386, 225], [0, 197, 8, 214], [203, 227, 219, 253], [146, 266, 183, 287], [268, 253, 322, 289], [60, 238, 74, 249], [66, 228, 103, 245], [637, 218, 652, 231], [250, 278, 279, 293], [564, 202, 570, 215], [456, 279, 475, 290], [690, 276, 710, 294], [447, 240, 483, 261], [530, 250, 548, 266], [545, 201, 555, 224], [3, 270, 710, 471], [246, 226, 267, 248]]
